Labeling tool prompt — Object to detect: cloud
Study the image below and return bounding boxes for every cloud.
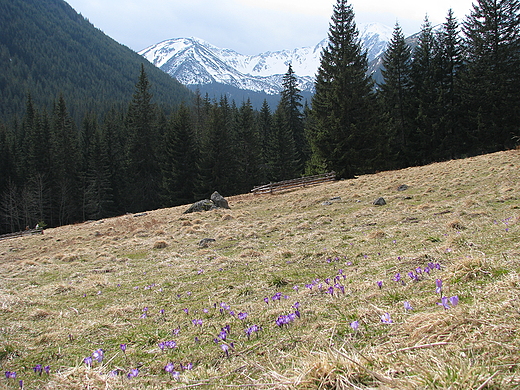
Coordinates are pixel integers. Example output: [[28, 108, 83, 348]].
[[67, 0, 475, 54]]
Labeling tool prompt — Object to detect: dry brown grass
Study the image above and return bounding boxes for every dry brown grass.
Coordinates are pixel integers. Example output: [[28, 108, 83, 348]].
[[0, 150, 519, 389]]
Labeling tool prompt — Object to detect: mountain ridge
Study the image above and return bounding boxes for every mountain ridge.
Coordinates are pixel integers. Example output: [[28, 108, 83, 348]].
[[139, 22, 394, 96]]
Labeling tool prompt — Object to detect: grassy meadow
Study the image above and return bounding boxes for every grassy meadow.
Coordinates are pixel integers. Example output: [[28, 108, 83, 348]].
[[1, 150, 519, 389]]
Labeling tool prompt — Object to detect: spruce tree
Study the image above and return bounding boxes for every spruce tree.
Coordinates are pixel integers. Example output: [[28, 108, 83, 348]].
[[462, 0, 520, 152], [434, 9, 464, 159], [125, 65, 161, 212], [378, 23, 413, 168], [306, 0, 374, 178], [411, 16, 438, 164], [267, 103, 300, 181], [234, 99, 262, 193], [279, 64, 307, 172], [197, 97, 235, 197], [162, 103, 198, 206], [50, 95, 81, 226]]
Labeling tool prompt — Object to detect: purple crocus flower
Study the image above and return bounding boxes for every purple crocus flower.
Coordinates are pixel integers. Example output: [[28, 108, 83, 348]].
[[393, 273, 401, 282], [404, 301, 413, 311], [350, 320, 359, 331], [264, 297, 269, 304], [84, 356, 93, 367], [127, 368, 139, 378], [221, 344, 229, 357], [377, 280, 383, 289], [293, 285, 299, 293], [237, 312, 248, 320], [92, 349, 104, 363], [437, 296, 450, 309], [33, 364, 43, 375], [120, 343, 127, 353], [450, 295, 459, 307], [164, 362, 175, 373], [5, 371, 17, 379], [183, 308, 189, 314], [44, 366, 50, 375], [381, 313, 392, 324], [435, 279, 443, 294], [19, 380, 23, 389]]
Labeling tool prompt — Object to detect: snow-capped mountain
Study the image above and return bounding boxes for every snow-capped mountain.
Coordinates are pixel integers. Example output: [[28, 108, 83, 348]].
[[139, 22, 393, 95]]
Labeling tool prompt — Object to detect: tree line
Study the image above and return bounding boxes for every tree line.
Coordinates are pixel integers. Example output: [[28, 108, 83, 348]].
[[1, 0, 519, 234]]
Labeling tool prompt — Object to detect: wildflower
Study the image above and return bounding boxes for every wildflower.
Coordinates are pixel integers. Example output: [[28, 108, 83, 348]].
[[404, 301, 413, 311], [33, 364, 43, 375], [120, 343, 127, 353], [435, 279, 443, 294], [92, 349, 104, 363], [437, 296, 450, 309], [183, 308, 189, 314], [393, 273, 401, 282], [450, 295, 459, 307], [5, 371, 16, 379], [192, 319, 203, 326], [264, 297, 269, 304], [237, 312, 248, 320], [19, 380, 23, 389], [84, 356, 93, 367], [164, 362, 175, 373], [381, 313, 392, 324], [350, 320, 359, 331], [221, 344, 229, 357], [293, 285, 299, 293], [219, 330, 227, 341], [44, 366, 50, 375], [377, 280, 383, 289], [127, 368, 139, 378]]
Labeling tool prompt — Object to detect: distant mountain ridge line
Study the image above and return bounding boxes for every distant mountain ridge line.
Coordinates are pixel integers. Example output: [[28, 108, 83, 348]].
[[139, 22, 395, 95]]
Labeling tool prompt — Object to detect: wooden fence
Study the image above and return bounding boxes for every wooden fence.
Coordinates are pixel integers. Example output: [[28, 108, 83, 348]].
[[251, 172, 336, 194]]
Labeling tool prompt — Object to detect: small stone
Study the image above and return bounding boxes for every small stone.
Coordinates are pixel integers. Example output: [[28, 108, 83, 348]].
[[397, 184, 409, 191], [198, 238, 216, 248], [373, 197, 386, 206]]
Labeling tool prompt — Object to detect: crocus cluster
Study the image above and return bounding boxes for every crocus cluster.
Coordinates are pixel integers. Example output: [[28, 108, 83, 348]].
[[275, 310, 300, 327], [5, 371, 16, 379], [245, 324, 262, 339], [158, 340, 177, 351], [33, 365, 50, 375], [437, 295, 459, 309]]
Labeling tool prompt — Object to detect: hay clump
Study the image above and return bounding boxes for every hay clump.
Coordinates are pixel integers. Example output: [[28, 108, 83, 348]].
[[153, 240, 168, 249]]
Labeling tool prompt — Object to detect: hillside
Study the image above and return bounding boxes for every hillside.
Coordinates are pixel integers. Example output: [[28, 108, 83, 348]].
[[1, 150, 519, 389], [0, 0, 192, 122]]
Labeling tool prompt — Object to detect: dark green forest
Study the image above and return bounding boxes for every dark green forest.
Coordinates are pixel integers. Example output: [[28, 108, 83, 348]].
[[1, 0, 520, 234], [0, 0, 192, 122]]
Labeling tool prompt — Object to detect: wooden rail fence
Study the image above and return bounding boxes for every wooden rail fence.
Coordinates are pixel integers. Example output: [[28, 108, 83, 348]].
[[251, 172, 336, 194]]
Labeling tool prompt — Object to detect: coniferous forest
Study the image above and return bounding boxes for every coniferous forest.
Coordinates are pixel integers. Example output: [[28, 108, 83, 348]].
[[1, 0, 520, 234]]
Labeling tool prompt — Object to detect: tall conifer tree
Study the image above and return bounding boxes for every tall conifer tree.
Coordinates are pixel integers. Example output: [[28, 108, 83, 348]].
[[306, 0, 374, 178], [434, 9, 464, 159], [162, 103, 198, 206], [125, 65, 161, 212], [378, 23, 413, 167], [462, 0, 520, 152]]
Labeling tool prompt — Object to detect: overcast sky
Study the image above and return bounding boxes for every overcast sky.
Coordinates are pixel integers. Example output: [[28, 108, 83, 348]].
[[65, 0, 475, 55]]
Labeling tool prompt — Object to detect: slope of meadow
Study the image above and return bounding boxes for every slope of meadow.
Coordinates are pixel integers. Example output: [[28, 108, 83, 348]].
[[1, 150, 519, 389]]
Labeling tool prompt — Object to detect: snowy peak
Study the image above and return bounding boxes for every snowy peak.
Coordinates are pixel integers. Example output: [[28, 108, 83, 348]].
[[139, 22, 393, 95]]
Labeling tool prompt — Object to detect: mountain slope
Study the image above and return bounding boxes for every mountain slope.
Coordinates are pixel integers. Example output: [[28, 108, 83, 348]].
[[1, 149, 518, 388], [0, 0, 193, 122], [139, 23, 393, 96]]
